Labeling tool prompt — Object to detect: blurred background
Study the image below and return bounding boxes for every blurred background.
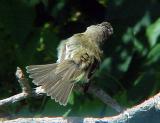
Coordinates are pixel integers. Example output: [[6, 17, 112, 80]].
[[0, 0, 160, 118]]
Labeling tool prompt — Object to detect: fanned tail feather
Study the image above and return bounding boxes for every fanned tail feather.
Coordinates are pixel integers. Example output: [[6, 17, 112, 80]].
[[26, 61, 81, 106]]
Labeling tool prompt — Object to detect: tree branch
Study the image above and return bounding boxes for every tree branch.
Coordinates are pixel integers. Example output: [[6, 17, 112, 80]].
[[1, 92, 160, 122], [0, 67, 42, 106], [0, 68, 160, 122], [87, 85, 125, 112]]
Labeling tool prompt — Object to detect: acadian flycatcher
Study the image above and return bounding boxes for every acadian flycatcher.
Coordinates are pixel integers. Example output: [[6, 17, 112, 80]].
[[26, 22, 113, 106]]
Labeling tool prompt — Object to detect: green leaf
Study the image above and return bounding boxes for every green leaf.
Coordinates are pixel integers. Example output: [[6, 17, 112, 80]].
[[147, 43, 160, 65], [146, 18, 160, 47]]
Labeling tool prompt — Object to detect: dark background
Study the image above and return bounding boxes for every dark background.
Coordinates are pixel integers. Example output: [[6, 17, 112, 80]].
[[0, 0, 160, 117]]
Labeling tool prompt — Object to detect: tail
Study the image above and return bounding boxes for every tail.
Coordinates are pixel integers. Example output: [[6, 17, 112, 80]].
[[26, 61, 82, 106]]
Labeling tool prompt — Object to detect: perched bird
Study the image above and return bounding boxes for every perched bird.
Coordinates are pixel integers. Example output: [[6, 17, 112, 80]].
[[26, 22, 113, 106]]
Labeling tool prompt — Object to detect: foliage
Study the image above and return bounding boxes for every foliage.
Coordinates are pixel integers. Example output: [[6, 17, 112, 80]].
[[0, 0, 160, 117]]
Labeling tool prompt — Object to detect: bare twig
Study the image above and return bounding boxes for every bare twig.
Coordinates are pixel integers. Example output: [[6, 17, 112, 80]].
[[0, 67, 31, 106], [0, 93, 27, 106], [0, 67, 160, 122], [16, 67, 31, 94], [87, 85, 125, 112], [1, 92, 160, 123]]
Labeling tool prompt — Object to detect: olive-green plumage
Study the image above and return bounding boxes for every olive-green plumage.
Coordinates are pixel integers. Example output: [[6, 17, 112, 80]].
[[26, 22, 113, 106]]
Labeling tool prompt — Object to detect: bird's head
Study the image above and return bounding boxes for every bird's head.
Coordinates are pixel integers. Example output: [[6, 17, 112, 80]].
[[85, 21, 113, 44]]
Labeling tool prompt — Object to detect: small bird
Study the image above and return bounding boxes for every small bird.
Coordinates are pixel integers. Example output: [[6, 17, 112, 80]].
[[26, 22, 113, 106]]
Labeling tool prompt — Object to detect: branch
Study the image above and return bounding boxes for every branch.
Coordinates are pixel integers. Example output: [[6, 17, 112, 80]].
[[1, 67, 160, 122], [0, 67, 29, 106], [87, 85, 125, 112], [0, 67, 123, 113], [1, 92, 160, 122], [0, 67, 42, 106]]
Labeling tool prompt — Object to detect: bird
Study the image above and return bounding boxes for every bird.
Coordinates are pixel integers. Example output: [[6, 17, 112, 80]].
[[26, 22, 113, 106]]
